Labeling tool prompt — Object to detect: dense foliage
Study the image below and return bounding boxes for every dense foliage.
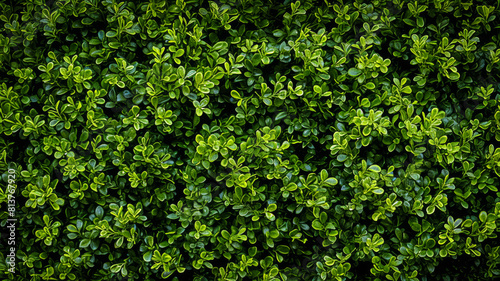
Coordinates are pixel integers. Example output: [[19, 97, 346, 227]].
[[1, 0, 500, 280]]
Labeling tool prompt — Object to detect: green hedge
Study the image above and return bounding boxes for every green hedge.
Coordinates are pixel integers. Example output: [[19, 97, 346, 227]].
[[1, 0, 500, 280]]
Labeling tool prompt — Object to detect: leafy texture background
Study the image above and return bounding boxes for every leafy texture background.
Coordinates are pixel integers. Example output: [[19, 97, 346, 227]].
[[1, 0, 500, 280]]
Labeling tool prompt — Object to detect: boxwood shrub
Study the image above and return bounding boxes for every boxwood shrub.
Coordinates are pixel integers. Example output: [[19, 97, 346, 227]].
[[1, 0, 500, 280]]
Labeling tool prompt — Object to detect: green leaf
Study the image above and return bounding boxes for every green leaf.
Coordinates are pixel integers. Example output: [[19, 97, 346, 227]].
[[235, 186, 243, 199], [249, 246, 258, 257], [67, 225, 78, 232], [95, 206, 104, 218], [143, 251, 153, 262], [106, 31, 117, 38], [251, 53, 262, 66], [273, 30, 285, 37], [221, 230, 230, 240], [268, 204, 277, 212], [324, 178, 338, 186], [348, 68, 362, 77], [368, 165, 381, 173], [417, 17, 424, 27], [110, 264, 121, 273], [195, 72, 203, 85], [312, 220, 323, 230], [174, 49, 184, 57], [109, 42, 122, 49], [275, 112, 288, 121], [82, 17, 94, 25], [212, 41, 228, 51], [208, 152, 218, 162], [479, 211, 487, 223], [231, 90, 241, 99], [89, 38, 101, 45], [320, 169, 328, 181], [276, 245, 290, 254], [79, 239, 91, 248], [337, 154, 348, 162]]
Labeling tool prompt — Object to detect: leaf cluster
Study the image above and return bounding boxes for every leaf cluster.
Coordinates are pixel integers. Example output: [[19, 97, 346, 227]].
[[1, 0, 500, 280]]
